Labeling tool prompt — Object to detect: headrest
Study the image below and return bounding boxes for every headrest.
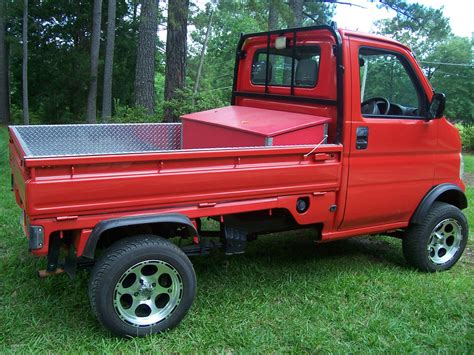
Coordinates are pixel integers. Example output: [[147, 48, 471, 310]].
[[295, 59, 317, 86], [252, 60, 273, 84]]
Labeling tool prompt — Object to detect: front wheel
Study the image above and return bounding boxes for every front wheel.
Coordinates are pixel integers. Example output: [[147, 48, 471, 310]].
[[403, 202, 468, 272], [88, 235, 196, 337]]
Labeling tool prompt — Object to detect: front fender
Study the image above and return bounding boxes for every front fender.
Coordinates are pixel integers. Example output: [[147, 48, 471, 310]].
[[411, 183, 467, 224]]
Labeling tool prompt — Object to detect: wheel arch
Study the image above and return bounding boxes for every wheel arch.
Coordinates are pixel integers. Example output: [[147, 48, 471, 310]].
[[82, 214, 198, 260], [411, 183, 468, 225]]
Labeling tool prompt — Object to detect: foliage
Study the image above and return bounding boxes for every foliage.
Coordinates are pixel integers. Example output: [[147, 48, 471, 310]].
[[456, 124, 474, 151], [188, 0, 268, 98], [428, 37, 474, 122], [109, 99, 160, 123], [1, 0, 471, 125], [376, 0, 450, 59], [278, 0, 335, 28], [5, 0, 143, 123], [162, 87, 228, 118], [9, 104, 41, 125]]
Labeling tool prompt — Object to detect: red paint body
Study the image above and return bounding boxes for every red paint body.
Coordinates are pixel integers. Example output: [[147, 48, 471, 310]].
[[8, 28, 464, 259]]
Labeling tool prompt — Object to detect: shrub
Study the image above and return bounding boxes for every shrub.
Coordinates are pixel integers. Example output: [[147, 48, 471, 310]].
[[456, 124, 474, 151], [110, 99, 161, 123], [162, 87, 229, 119], [9, 105, 45, 125]]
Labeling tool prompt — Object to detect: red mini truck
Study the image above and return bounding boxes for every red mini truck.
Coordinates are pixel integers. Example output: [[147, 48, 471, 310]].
[[8, 25, 468, 337]]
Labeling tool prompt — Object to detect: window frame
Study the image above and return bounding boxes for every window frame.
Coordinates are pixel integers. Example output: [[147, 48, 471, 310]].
[[251, 45, 321, 89], [358, 46, 429, 120]]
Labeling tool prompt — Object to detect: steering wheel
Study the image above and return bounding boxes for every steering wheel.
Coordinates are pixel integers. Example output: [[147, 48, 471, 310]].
[[361, 97, 391, 115]]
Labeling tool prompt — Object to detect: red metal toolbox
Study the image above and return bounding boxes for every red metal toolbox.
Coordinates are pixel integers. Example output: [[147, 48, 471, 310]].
[[181, 106, 330, 149]]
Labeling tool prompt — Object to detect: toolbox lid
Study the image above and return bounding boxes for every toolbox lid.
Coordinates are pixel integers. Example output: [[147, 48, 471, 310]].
[[181, 106, 330, 137]]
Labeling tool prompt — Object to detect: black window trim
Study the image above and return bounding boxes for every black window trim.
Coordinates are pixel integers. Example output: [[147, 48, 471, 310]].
[[251, 45, 321, 89], [359, 46, 430, 120]]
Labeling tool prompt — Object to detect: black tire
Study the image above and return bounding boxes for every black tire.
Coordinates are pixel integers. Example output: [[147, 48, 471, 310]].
[[88, 235, 196, 337], [403, 202, 468, 272]]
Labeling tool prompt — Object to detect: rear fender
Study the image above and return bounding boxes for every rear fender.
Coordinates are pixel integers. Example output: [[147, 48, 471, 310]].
[[82, 213, 198, 259]]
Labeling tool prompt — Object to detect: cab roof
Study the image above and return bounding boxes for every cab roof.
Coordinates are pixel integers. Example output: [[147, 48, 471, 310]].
[[339, 29, 412, 53]]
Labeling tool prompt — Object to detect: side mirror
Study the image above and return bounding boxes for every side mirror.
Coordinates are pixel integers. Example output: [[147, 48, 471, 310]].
[[428, 92, 446, 119]]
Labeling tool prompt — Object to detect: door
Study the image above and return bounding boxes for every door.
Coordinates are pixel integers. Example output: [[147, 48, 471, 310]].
[[340, 39, 438, 230]]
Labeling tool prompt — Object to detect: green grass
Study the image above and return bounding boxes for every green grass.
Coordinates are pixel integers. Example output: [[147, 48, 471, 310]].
[[464, 154, 474, 177], [0, 126, 473, 352]]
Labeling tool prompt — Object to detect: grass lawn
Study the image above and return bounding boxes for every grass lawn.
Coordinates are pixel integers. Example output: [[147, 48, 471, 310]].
[[0, 126, 473, 352]]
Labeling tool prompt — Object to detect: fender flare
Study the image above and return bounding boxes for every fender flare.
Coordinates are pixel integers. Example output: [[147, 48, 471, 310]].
[[411, 183, 467, 224], [82, 213, 198, 259]]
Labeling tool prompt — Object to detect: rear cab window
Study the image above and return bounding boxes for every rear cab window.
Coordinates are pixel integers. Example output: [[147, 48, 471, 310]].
[[251, 46, 321, 88], [233, 29, 339, 143]]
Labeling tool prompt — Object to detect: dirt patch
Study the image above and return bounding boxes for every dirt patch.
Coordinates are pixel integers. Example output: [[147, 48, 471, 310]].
[[463, 172, 474, 186]]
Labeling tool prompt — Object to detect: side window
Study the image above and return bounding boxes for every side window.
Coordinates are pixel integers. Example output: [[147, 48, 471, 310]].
[[359, 48, 423, 117], [252, 46, 320, 88]]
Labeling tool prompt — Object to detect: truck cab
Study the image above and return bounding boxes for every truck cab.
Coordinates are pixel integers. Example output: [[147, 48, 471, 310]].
[[8, 25, 468, 337], [231, 25, 465, 237]]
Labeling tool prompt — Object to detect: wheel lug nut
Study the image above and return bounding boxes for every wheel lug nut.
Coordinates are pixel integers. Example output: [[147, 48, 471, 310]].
[[168, 289, 172, 293], [134, 292, 139, 296], [152, 283, 156, 287]]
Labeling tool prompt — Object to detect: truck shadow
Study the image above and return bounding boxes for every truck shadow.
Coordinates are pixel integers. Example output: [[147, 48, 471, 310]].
[[191, 231, 407, 275]]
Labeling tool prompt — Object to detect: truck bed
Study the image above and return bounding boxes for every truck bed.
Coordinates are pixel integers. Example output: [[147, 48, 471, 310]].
[[9, 123, 343, 237], [10, 123, 182, 158]]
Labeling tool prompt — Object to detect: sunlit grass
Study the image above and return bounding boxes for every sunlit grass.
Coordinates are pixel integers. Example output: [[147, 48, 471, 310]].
[[0, 127, 472, 352]]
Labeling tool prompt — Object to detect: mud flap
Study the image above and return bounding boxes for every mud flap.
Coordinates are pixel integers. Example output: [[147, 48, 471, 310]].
[[224, 226, 247, 255]]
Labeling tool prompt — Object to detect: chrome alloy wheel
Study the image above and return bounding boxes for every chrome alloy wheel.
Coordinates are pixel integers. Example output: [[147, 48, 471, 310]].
[[113, 260, 183, 327], [427, 218, 463, 265]]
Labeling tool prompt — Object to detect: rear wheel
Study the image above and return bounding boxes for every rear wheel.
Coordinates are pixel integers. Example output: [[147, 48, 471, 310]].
[[403, 202, 468, 272], [89, 235, 196, 337]]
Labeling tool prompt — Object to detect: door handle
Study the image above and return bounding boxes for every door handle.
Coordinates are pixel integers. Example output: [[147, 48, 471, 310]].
[[313, 153, 332, 161], [356, 126, 369, 150]]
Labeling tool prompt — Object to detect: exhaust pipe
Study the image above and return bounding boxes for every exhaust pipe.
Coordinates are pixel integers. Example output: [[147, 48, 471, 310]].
[[37, 268, 65, 278]]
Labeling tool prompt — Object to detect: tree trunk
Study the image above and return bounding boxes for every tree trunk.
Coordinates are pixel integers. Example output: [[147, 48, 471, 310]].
[[134, 0, 158, 115], [193, 8, 213, 95], [163, 0, 189, 122], [86, 0, 103, 123], [132, 0, 138, 23], [132, 0, 139, 36], [22, 0, 29, 125], [268, 0, 279, 31], [102, 0, 116, 122], [289, 0, 304, 27], [0, 0, 10, 124]]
